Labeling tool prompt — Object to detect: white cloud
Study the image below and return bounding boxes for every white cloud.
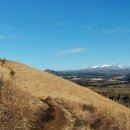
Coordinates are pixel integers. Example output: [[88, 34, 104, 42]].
[[56, 47, 85, 56], [80, 24, 95, 28]]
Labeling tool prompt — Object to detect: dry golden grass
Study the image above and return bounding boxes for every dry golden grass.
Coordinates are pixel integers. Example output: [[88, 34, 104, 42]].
[[0, 60, 130, 130], [0, 71, 48, 129]]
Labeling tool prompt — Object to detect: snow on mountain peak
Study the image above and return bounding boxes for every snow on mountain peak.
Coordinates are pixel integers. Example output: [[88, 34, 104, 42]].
[[91, 66, 99, 68], [91, 64, 129, 69]]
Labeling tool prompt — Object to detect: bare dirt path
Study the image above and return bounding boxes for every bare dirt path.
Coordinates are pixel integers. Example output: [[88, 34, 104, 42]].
[[40, 97, 67, 130]]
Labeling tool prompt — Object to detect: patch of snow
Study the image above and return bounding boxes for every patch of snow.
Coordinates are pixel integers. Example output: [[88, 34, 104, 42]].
[[91, 66, 99, 68]]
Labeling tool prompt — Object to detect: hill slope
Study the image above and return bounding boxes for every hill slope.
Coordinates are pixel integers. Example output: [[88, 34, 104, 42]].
[[0, 60, 130, 130]]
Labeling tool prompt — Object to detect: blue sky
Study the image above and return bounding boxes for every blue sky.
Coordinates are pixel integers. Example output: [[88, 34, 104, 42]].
[[0, 0, 130, 70]]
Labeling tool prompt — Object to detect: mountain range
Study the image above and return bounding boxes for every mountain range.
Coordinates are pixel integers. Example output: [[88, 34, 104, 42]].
[[45, 64, 130, 77]]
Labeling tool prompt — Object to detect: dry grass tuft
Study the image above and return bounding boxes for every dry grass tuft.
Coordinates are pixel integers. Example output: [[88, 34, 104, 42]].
[[54, 97, 130, 130], [0, 68, 47, 129]]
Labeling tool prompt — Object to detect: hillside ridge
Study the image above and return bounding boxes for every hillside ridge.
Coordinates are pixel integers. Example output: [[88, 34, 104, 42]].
[[0, 60, 130, 130]]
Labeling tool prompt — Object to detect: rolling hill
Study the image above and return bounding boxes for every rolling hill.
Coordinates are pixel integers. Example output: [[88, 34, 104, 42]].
[[0, 60, 130, 130]]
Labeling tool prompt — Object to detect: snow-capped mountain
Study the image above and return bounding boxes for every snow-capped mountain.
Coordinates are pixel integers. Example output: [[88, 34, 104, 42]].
[[90, 64, 129, 70], [55, 64, 130, 77]]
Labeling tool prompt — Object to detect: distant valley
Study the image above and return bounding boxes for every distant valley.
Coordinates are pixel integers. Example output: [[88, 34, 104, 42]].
[[45, 64, 130, 107], [45, 64, 130, 83]]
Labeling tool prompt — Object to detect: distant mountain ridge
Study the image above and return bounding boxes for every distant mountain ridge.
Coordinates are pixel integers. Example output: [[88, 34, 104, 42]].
[[45, 69, 58, 75], [78, 64, 130, 73], [83, 64, 129, 70], [88, 64, 130, 69], [46, 64, 130, 77]]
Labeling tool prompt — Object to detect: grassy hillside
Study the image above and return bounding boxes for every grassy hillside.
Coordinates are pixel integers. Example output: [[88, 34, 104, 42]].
[[0, 60, 130, 130]]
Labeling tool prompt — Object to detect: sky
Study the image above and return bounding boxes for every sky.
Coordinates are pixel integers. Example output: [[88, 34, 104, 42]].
[[0, 0, 130, 70]]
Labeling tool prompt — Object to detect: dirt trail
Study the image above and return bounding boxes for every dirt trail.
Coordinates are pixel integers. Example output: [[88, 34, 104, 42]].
[[56, 102, 87, 130], [40, 97, 67, 130]]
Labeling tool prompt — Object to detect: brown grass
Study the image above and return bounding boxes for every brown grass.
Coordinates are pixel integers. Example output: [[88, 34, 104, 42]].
[[0, 60, 130, 130]]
